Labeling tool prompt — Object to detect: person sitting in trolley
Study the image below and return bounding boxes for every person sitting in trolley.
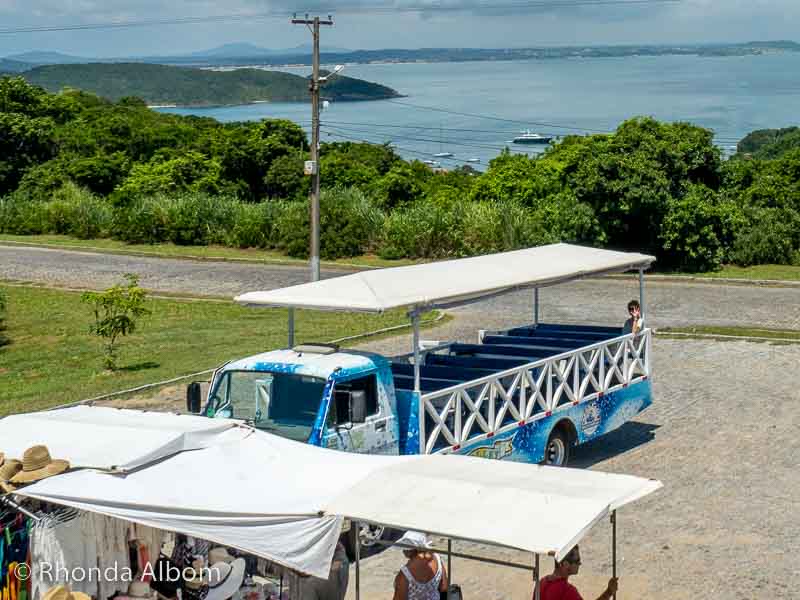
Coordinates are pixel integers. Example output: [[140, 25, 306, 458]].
[[622, 299, 642, 336]]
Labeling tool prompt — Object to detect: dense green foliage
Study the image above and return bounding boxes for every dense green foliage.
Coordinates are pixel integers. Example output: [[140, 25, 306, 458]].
[[22, 63, 401, 106], [2, 78, 800, 272]]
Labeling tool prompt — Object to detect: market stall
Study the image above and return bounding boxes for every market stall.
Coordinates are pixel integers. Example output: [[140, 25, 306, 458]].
[[0, 406, 662, 600]]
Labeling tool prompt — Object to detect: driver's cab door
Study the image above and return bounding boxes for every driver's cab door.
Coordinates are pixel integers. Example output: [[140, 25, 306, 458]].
[[323, 373, 396, 454]]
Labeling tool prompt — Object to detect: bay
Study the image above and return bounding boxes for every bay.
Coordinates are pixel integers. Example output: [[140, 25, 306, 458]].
[[158, 53, 800, 169]]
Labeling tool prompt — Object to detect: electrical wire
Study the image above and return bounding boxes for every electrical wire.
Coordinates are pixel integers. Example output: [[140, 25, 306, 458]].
[[0, 0, 682, 35]]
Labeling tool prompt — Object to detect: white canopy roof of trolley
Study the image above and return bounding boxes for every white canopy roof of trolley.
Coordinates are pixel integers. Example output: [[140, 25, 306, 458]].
[[235, 243, 656, 313], [4, 407, 661, 579]]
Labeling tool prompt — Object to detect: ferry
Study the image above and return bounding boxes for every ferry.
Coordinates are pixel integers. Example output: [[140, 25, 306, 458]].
[[512, 130, 553, 145]]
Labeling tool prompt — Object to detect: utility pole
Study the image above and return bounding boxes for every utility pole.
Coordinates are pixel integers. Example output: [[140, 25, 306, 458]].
[[292, 13, 333, 282]]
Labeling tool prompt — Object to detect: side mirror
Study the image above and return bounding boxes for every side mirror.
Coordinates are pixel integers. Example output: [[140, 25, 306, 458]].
[[349, 390, 367, 424], [186, 382, 202, 414]]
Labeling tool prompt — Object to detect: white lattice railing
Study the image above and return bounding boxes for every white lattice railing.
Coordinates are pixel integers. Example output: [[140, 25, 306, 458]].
[[418, 329, 652, 455]]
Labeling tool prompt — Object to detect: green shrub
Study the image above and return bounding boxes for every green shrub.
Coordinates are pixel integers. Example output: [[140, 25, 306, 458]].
[[226, 201, 284, 249], [731, 207, 800, 266], [660, 185, 744, 272], [111, 195, 171, 244], [44, 182, 112, 239], [0, 194, 50, 234], [379, 199, 463, 259], [275, 188, 382, 259], [164, 192, 239, 246]]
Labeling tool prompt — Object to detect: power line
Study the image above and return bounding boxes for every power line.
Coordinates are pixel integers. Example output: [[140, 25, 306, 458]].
[[0, 0, 681, 35]]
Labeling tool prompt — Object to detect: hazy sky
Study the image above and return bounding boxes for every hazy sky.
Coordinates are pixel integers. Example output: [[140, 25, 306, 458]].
[[0, 0, 798, 58]]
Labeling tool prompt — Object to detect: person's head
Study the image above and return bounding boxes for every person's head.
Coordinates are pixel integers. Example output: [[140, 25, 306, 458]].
[[627, 299, 640, 316], [554, 545, 581, 577], [396, 530, 433, 560]]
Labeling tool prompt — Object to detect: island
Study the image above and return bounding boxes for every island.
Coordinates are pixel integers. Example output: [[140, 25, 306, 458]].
[[19, 62, 402, 107]]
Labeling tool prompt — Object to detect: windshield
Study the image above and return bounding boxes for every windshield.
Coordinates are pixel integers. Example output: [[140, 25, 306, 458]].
[[209, 370, 326, 443]]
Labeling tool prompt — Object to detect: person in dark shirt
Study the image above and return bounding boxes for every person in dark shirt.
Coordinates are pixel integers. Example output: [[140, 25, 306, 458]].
[[533, 545, 617, 600], [622, 299, 642, 336]]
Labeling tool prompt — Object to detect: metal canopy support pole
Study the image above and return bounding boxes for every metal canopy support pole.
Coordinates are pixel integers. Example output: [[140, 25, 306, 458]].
[[288, 308, 295, 347], [533, 554, 541, 600], [611, 510, 618, 600], [412, 311, 421, 393], [638, 268, 646, 327], [355, 521, 362, 600], [534, 288, 540, 327], [448, 539, 453, 587]]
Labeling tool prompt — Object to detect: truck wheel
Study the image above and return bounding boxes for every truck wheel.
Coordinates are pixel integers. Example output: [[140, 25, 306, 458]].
[[544, 428, 570, 467], [343, 522, 387, 561]]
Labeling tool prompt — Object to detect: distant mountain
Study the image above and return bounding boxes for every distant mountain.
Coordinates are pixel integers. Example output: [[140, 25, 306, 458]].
[[0, 58, 31, 73], [185, 42, 352, 59], [5, 50, 90, 64], [20, 62, 401, 106]]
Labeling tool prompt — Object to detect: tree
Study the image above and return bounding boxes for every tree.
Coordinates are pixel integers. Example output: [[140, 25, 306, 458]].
[[81, 274, 150, 370], [0, 112, 56, 196]]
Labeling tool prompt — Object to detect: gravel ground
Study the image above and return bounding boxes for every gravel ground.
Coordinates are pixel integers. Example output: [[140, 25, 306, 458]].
[[3, 245, 800, 599]]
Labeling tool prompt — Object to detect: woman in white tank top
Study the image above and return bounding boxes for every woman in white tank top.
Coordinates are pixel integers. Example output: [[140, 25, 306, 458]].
[[393, 531, 449, 600]]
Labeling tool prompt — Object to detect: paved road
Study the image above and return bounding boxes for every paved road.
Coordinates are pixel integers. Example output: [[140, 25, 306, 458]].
[[4, 244, 800, 598], [1, 245, 799, 332]]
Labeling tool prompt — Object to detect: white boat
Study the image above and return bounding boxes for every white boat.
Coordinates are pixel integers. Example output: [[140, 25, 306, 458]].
[[466, 157, 481, 163], [434, 152, 454, 158], [512, 130, 553, 145], [422, 159, 440, 167]]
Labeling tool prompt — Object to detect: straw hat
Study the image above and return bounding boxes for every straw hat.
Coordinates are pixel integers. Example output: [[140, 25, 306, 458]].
[[208, 547, 234, 565], [116, 580, 155, 600], [0, 459, 22, 493], [10, 445, 70, 484], [205, 559, 245, 600], [41, 585, 92, 600]]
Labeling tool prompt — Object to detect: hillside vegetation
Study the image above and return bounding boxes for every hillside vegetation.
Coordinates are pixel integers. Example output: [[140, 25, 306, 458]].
[[736, 127, 800, 159], [1, 77, 799, 272], [21, 63, 401, 106]]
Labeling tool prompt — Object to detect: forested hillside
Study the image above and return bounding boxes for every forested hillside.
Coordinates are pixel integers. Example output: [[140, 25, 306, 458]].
[[1, 77, 799, 272], [737, 127, 800, 159], [21, 63, 401, 106]]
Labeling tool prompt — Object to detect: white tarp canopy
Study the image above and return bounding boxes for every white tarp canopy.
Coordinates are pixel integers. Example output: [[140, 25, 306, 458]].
[[5, 408, 662, 578], [235, 244, 655, 313], [0, 406, 245, 471]]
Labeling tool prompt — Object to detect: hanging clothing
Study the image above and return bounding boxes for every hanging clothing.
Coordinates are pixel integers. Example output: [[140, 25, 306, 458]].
[[30, 511, 99, 600], [91, 513, 131, 600]]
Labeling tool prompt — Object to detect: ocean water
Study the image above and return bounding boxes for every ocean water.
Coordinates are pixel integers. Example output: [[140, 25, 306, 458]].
[[159, 53, 800, 169]]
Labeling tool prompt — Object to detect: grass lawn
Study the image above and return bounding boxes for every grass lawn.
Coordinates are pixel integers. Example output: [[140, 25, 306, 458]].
[[659, 325, 800, 342], [0, 284, 434, 415], [681, 264, 800, 282], [0, 234, 418, 269]]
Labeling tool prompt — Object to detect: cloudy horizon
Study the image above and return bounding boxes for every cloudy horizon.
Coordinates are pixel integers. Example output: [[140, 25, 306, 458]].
[[0, 1, 798, 58]]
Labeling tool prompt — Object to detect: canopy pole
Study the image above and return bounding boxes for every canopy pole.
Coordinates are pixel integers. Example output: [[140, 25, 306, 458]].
[[448, 539, 453, 586], [534, 288, 540, 327], [288, 308, 295, 347], [533, 554, 540, 600], [355, 521, 361, 600], [638, 269, 645, 327], [611, 510, 618, 600], [411, 311, 421, 393]]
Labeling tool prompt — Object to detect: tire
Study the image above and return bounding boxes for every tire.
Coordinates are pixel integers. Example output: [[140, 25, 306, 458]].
[[343, 522, 388, 561], [544, 427, 571, 467]]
